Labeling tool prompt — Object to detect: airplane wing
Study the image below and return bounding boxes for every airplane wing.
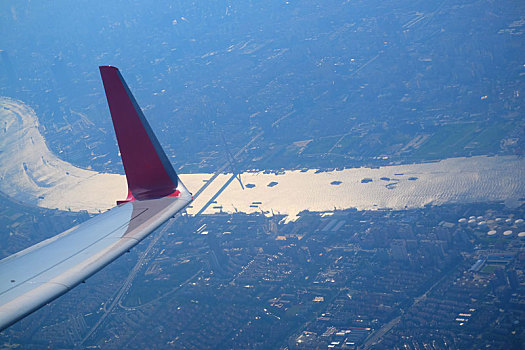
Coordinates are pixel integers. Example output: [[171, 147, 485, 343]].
[[0, 66, 192, 331]]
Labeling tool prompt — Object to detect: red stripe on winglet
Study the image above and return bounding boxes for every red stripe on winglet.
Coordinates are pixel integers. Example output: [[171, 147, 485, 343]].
[[117, 188, 136, 205], [167, 190, 181, 197]]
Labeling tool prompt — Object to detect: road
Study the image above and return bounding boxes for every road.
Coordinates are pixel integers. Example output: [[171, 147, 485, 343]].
[[77, 216, 177, 347], [77, 128, 265, 346], [361, 260, 460, 349]]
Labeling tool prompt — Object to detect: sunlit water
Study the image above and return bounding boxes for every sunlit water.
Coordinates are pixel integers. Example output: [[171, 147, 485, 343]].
[[2, 97, 524, 221]]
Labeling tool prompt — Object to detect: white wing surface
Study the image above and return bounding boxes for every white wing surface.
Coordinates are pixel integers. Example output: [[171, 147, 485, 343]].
[[0, 66, 192, 331]]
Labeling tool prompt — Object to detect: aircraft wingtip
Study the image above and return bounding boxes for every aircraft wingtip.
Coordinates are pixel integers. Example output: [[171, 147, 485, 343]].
[[99, 65, 119, 72], [100, 66, 180, 200]]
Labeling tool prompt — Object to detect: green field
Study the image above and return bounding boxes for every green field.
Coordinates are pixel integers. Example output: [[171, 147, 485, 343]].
[[411, 122, 513, 159], [294, 120, 513, 166], [480, 264, 503, 274], [302, 135, 342, 155]]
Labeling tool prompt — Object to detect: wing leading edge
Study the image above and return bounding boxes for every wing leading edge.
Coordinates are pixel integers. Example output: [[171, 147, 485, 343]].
[[0, 67, 192, 331]]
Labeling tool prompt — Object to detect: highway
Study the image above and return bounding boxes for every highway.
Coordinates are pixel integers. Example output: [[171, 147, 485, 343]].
[[361, 260, 460, 349], [77, 216, 178, 347], [77, 128, 265, 346]]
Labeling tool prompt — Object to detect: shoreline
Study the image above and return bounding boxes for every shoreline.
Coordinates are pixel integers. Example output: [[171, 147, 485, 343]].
[[2, 97, 524, 221]]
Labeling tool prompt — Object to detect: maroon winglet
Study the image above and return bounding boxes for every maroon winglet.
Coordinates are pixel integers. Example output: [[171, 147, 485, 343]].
[[100, 66, 179, 201]]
